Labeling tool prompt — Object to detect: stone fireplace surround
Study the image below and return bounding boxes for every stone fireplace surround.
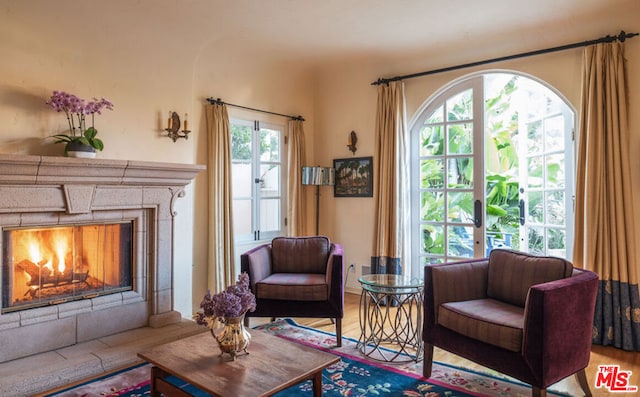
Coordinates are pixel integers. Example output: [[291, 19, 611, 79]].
[[0, 154, 205, 364]]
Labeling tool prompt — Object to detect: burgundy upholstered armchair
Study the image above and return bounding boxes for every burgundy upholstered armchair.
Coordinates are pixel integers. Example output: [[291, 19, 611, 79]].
[[240, 236, 344, 347], [422, 249, 598, 397]]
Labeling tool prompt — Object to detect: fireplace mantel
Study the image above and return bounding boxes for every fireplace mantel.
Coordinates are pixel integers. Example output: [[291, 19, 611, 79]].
[[0, 154, 205, 187], [0, 154, 205, 363], [0, 154, 205, 215]]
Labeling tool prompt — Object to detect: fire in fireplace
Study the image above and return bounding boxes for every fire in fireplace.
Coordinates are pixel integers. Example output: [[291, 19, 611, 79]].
[[2, 222, 133, 313]]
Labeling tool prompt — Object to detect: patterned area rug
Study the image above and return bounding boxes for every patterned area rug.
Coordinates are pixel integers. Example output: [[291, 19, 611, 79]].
[[44, 318, 574, 397], [254, 319, 573, 397]]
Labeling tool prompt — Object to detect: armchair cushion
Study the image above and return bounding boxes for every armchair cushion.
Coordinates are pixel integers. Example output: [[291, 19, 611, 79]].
[[487, 249, 573, 307], [432, 259, 488, 313], [254, 273, 328, 301], [439, 298, 524, 352], [272, 236, 330, 273]]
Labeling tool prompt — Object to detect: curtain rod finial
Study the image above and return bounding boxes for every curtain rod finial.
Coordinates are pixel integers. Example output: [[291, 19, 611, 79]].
[[618, 30, 639, 42]]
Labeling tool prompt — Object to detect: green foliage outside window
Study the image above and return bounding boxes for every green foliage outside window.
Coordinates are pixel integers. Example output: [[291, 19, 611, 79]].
[[231, 124, 279, 162], [419, 74, 568, 258], [231, 124, 252, 160], [484, 76, 520, 246]]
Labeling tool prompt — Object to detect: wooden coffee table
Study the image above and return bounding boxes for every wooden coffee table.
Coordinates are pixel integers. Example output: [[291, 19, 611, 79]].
[[138, 329, 339, 397]]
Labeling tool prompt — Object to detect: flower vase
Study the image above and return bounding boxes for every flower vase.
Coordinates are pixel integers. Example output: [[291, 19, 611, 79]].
[[65, 141, 96, 158], [211, 314, 251, 360]]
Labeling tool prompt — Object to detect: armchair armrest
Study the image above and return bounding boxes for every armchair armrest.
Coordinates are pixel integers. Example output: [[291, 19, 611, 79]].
[[522, 269, 599, 385], [240, 243, 273, 290], [326, 243, 344, 300]]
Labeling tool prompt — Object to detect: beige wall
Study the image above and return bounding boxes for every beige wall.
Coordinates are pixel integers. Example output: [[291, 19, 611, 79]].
[[1, 0, 638, 312]]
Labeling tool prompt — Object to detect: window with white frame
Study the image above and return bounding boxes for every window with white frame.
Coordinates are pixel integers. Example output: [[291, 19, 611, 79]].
[[230, 118, 287, 242], [410, 72, 575, 274]]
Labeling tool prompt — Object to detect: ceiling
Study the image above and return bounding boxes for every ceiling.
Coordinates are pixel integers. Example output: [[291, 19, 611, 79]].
[[170, 0, 634, 64], [3, 0, 636, 69]]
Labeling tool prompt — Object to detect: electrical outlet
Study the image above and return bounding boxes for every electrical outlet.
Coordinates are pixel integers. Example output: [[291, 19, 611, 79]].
[[348, 264, 355, 272]]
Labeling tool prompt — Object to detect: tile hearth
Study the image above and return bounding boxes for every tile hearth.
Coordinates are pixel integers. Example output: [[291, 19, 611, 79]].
[[0, 318, 206, 396]]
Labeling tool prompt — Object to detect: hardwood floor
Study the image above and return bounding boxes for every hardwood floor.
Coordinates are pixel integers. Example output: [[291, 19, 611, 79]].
[[253, 292, 640, 396]]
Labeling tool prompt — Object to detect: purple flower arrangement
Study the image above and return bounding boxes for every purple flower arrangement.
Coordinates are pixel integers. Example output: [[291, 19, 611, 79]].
[[46, 90, 114, 151], [195, 272, 256, 327]]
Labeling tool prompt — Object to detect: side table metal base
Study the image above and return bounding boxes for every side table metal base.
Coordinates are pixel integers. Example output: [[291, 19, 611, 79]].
[[357, 284, 424, 363]]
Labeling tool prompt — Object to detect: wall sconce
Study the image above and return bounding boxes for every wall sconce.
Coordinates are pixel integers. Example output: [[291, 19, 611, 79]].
[[347, 130, 357, 154], [165, 111, 191, 142], [301, 166, 335, 235]]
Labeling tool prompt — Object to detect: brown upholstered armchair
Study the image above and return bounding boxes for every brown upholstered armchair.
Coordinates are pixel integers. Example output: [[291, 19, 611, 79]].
[[422, 249, 599, 397], [240, 236, 344, 347]]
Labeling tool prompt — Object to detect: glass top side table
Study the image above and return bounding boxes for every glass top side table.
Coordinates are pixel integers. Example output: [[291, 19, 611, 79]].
[[357, 274, 424, 363], [358, 274, 424, 291]]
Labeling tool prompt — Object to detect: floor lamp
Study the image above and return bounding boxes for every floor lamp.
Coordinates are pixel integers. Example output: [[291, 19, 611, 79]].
[[301, 166, 335, 235]]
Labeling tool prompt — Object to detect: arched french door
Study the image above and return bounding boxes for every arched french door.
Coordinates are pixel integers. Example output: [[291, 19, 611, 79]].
[[410, 72, 575, 271]]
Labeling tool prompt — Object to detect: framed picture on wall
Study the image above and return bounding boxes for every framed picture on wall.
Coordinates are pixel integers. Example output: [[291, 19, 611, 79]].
[[333, 156, 373, 197]]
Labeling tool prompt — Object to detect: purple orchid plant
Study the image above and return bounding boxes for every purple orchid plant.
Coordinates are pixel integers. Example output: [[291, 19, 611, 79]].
[[195, 272, 256, 328], [46, 90, 114, 151]]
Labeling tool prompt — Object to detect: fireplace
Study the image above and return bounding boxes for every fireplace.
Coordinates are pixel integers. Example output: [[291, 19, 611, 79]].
[[2, 222, 133, 313], [0, 154, 204, 363]]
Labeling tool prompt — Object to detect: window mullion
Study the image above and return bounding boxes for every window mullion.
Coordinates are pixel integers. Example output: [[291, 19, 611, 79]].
[[252, 122, 261, 240], [472, 78, 484, 257]]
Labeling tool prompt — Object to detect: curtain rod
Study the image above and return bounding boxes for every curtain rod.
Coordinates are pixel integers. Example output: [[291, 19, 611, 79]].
[[206, 97, 305, 121], [372, 30, 638, 86]]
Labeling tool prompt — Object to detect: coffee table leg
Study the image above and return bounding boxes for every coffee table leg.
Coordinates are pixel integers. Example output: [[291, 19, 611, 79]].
[[150, 366, 193, 397], [312, 371, 323, 397], [150, 366, 162, 397]]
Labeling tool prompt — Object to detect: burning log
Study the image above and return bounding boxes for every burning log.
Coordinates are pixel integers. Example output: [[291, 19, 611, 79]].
[[16, 259, 44, 281], [16, 258, 91, 299], [56, 267, 74, 285]]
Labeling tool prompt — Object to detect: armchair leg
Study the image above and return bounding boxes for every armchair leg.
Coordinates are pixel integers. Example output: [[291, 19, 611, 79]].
[[422, 344, 434, 378], [575, 369, 592, 397], [531, 387, 546, 397], [335, 318, 342, 347]]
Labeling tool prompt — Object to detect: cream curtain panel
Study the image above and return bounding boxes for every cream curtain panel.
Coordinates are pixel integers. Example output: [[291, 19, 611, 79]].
[[205, 103, 235, 292], [287, 119, 307, 236], [574, 41, 640, 350], [371, 81, 411, 275]]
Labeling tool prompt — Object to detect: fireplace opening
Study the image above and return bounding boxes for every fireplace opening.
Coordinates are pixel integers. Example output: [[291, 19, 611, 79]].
[[2, 222, 133, 313]]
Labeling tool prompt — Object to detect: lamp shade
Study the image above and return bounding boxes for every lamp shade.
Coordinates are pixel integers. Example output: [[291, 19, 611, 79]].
[[301, 166, 335, 186]]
